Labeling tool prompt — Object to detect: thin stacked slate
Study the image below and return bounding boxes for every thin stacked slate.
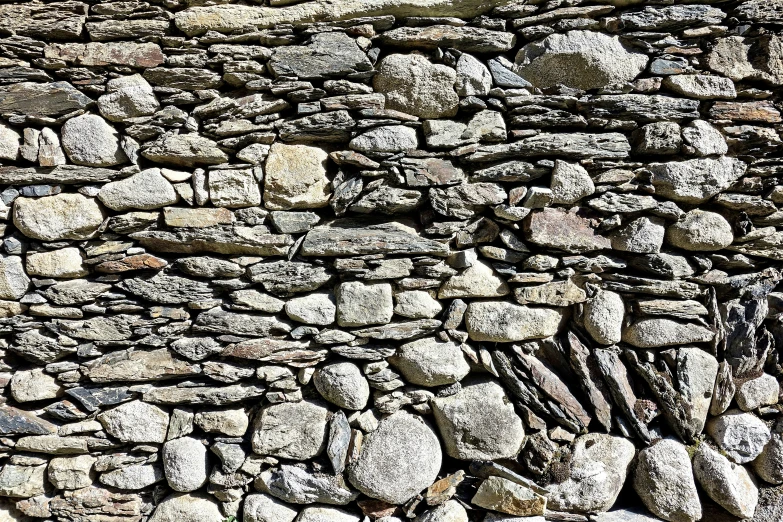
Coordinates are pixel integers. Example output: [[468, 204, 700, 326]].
[[0, 1, 778, 522]]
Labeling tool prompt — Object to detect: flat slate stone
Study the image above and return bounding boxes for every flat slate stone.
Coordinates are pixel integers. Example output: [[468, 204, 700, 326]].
[[175, 0, 509, 36], [302, 219, 449, 257], [379, 25, 516, 53], [0, 1, 87, 40], [0, 81, 92, 117], [269, 32, 371, 79], [466, 133, 630, 162]]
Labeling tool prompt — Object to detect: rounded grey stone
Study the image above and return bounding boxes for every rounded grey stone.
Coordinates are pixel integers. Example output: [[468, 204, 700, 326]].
[[633, 438, 702, 522], [666, 210, 733, 251], [313, 361, 369, 410], [162, 437, 208, 493], [432, 378, 525, 461], [514, 30, 648, 90], [347, 411, 442, 504], [61, 113, 127, 167], [583, 289, 624, 345], [390, 337, 470, 387]]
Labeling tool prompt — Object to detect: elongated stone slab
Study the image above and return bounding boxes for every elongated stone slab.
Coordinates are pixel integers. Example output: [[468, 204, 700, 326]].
[[577, 95, 700, 122], [44, 42, 165, 68], [302, 219, 449, 257], [0, 1, 87, 40], [0, 166, 125, 185], [175, 0, 514, 35], [83, 349, 201, 383], [131, 228, 293, 256], [0, 406, 57, 436], [143, 383, 266, 405], [465, 133, 630, 162], [0, 81, 92, 117], [379, 26, 516, 52]]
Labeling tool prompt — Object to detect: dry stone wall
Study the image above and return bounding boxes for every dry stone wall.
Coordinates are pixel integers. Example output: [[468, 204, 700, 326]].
[[0, 0, 780, 521]]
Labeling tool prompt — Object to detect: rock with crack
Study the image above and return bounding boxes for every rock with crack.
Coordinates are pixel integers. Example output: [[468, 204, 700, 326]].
[[706, 409, 771, 464], [465, 301, 564, 342], [373, 53, 458, 119], [693, 443, 758, 518]]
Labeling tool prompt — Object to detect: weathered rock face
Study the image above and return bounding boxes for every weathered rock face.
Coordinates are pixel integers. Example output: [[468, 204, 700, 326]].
[[547, 434, 636, 513], [374, 54, 458, 119], [432, 378, 525, 460], [251, 401, 330, 460], [13, 193, 104, 241], [633, 439, 702, 522], [693, 443, 758, 518], [148, 493, 223, 522], [666, 210, 734, 251], [0, 2, 779, 522], [390, 337, 470, 387], [347, 411, 442, 504], [465, 301, 564, 342], [514, 31, 648, 90], [264, 143, 330, 210], [649, 156, 747, 204]]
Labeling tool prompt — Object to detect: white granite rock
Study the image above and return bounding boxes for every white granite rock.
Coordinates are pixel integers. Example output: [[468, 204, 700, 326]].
[[374, 53, 458, 118], [162, 437, 208, 492], [347, 411, 442, 504], [99, 168, 179, 211], [61, 113, 127, 166], [432, 378, 525, 460], [313, 361, 369, 410]]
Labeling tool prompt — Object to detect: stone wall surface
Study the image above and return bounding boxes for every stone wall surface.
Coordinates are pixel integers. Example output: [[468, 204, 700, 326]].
[[0, 0, 780, 521]]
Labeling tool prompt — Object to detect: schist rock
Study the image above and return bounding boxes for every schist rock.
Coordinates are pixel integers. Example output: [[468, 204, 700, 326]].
[[0, 1, 778, 522]]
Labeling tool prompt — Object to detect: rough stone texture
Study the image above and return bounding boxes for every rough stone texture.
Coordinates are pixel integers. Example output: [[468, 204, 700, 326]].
[[693, 443, 758, 518], [148, 493, 223, 522], [251, 400, 330, 460], [753, 428, 783, 485], [97, 400, 169, 443], [471, 476, 546, 517], [622, 318, 715, 348], [26, 247, 88, 279], [633, 439, 702, 522], [390, 337, 470, 387], [99, 168, 178, 211], [336, 281, 393, 327], [264, 143, 330, 210], [583, 289, 624, 345], [60, 114, 126, 167], [465, 301, 563, 342], [162, 437, 208, 492], [514, 31, 648, 90], [98, 73, 160, 122], [432, 378, 525, 460], [666, 210, 734, 251], [649, 156, 747, 204], [0, 2, 779, 522], [547, 434, 636, 513], [347, 411, 442, 504], [313, 361, 369, 410], [707, 409, 772, 464], [374, 54, 458, 119], [13, 193, 104, 241]]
